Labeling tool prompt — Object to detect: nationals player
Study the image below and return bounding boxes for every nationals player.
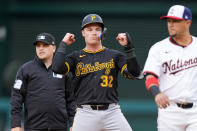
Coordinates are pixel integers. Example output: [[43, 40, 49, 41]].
[[52, 14, 142, 131], [143, 5, 197, 131]]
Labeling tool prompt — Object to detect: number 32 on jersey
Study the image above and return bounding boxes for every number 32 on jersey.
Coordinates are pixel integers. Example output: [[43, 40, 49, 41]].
[[100, 75, 113, 88]]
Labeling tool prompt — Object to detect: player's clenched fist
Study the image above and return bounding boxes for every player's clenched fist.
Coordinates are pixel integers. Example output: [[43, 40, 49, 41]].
[[62, 33, 76, 45], [116, 33, 128, 46]]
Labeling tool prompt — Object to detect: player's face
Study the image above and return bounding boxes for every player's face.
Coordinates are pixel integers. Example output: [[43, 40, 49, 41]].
[[167, 18, 190, 38], [36, 42, 56, 61], [82, 23, 102, 45]]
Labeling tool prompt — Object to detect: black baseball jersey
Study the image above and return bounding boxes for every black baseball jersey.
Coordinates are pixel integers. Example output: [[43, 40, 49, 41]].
[[10, 56, 76, 129], [52, 43, 141, 105]]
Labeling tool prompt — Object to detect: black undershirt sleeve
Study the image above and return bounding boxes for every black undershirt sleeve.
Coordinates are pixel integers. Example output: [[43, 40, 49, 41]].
[[123, 32, 141, 77], [124, 47, 140, 77], [52, 41, 68, 74]]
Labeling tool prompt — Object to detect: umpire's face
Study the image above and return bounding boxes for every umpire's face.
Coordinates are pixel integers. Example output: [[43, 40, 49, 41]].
[[82, 23, 102, 45], [36, 42, 56, 61]]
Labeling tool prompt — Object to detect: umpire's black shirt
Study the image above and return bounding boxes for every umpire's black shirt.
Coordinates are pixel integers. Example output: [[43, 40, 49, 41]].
[[10, 56, 75, 130]]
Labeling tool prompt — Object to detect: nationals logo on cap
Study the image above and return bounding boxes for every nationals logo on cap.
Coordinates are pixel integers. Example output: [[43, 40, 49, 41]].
[[160, 5, 192, 21]]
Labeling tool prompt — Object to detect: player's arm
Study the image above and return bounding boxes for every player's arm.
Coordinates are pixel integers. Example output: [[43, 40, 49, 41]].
[[52, 33, 75, 74], [145, 74, 170, 108], [116, 32, 141, 78], [10, 66, 26, 130]]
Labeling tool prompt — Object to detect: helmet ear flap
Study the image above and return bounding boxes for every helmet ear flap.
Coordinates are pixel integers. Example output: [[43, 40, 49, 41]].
[[100, 27, 107, 41]]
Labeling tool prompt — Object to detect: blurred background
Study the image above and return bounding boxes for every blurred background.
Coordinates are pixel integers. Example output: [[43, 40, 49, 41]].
[[0, 0, 197, 130]]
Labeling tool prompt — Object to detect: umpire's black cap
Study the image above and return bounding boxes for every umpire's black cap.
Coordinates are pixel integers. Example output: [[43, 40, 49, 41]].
[[33, 33, 55, 45], [81, 14, 104, 30]]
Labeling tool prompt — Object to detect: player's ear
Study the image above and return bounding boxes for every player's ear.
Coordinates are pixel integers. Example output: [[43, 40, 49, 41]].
[[81, 30, 85, 37], [187, 20, 192, 27]]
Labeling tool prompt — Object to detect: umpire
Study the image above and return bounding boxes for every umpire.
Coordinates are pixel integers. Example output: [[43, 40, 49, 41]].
[[10, 33, 75, 131]]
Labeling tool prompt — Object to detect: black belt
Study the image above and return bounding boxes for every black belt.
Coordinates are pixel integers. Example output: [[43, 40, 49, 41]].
[[177, 102, 193, 109], [78, 104, 109, 110]]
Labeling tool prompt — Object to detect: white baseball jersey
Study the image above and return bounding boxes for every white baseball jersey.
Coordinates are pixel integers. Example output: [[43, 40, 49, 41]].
[[143, 36, 197, 103]]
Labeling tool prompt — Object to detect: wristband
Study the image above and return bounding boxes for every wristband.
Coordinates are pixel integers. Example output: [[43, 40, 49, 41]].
[[149, 85, 160, 96]]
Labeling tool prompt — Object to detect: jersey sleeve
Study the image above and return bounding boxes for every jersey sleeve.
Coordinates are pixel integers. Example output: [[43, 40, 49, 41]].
[[117, 51, 141, 79], [52, 50, 75, 75], [143, 44, 161, 77], [10, 65, 27, 128]]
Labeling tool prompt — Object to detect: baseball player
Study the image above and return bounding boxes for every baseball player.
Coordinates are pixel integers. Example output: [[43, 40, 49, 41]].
[[143, 5, 197, 131], [10, 33, 75, 131], [52, 14, 142, 131]]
